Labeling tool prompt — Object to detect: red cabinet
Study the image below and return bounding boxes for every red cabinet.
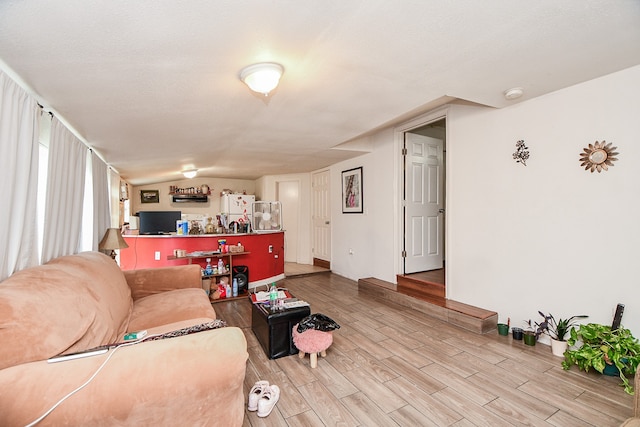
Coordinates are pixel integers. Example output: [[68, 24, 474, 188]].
[[120, 232, 285, 287]]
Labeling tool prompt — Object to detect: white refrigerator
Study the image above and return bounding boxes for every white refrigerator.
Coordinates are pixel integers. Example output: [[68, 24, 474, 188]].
[[220, 194, 255, 225]]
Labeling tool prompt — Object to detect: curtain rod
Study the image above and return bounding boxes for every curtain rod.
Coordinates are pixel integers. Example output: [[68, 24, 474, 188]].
[[37, 103, 54, 118]]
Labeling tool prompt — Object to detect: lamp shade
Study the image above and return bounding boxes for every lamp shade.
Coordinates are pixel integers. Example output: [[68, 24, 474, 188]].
[[239, 63, 284, 96], [99, 228, 129, 251]]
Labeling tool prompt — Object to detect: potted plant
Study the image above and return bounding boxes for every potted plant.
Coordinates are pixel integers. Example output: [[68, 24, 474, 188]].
[[535, 311, 588, 357], [523, 319, 540, 346], [562, 323, 640, 394]]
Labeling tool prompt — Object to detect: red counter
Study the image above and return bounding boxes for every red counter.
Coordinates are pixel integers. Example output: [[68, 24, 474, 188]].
[[120, 232, 284, 288]]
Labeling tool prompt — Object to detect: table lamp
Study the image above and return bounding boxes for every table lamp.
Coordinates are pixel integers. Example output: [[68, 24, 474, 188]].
[[99, 228, 129, 260]]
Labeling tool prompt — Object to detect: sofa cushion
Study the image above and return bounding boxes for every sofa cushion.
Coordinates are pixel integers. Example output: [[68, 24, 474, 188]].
[[127, 288, 216, 332], [0, 326, 248, 426], [124, 264, 203, 301], [0, 252, 132, 369]]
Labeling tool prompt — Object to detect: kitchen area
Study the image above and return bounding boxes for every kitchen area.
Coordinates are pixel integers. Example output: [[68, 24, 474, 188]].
[[119, 178, 286, 292]]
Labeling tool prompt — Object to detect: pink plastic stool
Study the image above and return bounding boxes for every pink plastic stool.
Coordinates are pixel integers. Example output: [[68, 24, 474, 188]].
[[292, 323, 333, 368]]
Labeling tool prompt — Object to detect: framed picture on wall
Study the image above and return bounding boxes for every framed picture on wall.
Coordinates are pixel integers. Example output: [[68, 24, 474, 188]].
[[341, 167, 363, 213], [140, 189, 160, 204]]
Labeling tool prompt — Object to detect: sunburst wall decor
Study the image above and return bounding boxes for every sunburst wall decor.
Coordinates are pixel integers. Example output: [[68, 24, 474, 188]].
[[512, 140, 529, 166], [579, 140, 619, 173]]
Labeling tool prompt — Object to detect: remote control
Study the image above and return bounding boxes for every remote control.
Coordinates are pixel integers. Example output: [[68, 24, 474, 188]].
[[283, 300, 310, 309]]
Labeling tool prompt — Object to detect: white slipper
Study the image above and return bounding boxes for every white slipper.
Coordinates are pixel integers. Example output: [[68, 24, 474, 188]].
[[257, 385, 280, 417], [248, 380, 269, 411]]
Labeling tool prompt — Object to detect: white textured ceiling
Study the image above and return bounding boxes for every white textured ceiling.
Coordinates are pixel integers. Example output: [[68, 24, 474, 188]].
[[1, 1, 639, 185]]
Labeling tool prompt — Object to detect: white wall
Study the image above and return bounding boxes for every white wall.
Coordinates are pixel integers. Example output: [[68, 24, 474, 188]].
[[330, 128, 399, 283], [446, 65, 640, 334]]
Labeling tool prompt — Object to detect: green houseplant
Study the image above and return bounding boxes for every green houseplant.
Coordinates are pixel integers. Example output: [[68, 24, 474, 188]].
[[535, 311, 588, 357], [536, 311, 589, 341], [562, 323, 640, 394]]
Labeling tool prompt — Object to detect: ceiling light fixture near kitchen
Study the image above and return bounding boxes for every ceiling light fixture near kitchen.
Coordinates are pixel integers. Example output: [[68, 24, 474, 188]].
[[183, 169, 197, 179], [239, 62, 284, 96], [503, 87, 524, 100]]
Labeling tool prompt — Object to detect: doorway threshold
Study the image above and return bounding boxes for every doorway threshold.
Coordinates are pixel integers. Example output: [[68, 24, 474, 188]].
[[397, 269, 445, 302], [284, 262, 330, 278]]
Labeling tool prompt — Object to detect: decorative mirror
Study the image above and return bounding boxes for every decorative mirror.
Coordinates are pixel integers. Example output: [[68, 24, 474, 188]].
[[579, 141, 619, 173]]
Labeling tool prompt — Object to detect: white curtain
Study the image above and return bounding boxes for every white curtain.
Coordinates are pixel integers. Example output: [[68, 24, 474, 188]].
[[91, 151, 110, 250], [0, 71, 41, 280], [109, 169, 122, 227], [41, 117, 87, 264]]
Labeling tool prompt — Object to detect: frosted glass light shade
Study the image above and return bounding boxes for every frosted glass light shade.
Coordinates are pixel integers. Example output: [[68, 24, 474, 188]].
[[183, 169, 197, 179], [240, 63, 284, 96]]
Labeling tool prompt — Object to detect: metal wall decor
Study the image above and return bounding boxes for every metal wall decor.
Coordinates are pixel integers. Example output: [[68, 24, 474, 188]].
[[579, 140, 619, 173], [512, 140, 529, 166]]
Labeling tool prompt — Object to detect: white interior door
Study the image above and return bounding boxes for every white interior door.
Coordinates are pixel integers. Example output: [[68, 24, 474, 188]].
[[405, 133, 444, 273], [311, 170, 331, 262], [277, 181, 299, 263]]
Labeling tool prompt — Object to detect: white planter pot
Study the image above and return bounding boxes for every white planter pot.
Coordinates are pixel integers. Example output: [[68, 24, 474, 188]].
[[550, 338, 568, 357]]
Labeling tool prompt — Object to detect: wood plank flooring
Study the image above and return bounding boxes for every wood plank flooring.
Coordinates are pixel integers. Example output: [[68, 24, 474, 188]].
[[214, 273, 633, 427]]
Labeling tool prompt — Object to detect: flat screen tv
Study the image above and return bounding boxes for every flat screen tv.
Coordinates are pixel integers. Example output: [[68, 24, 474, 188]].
[[137, 211, 181, 235]]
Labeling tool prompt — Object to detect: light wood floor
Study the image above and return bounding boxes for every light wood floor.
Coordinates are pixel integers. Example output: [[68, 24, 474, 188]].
[[215, 273, 633, 427]]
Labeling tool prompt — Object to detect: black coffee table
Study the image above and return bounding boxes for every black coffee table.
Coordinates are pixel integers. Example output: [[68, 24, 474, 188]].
[[251, 301, 311, 359]]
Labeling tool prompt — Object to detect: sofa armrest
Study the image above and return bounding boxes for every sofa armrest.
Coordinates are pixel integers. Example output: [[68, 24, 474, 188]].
[[0, 327, 248, 427], [124, 264, 202, 300]]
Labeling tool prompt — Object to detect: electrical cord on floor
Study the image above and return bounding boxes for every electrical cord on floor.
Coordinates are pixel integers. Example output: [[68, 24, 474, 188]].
[[24, 337, 148, 427]]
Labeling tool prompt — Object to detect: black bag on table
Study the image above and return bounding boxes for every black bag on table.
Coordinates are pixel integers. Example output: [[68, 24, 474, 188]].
[[296, 313, 340, 333]]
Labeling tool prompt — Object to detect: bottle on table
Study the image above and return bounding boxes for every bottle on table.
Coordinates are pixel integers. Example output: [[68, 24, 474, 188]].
[[269, 283, 278, 310], [277, 293, 285, 311]]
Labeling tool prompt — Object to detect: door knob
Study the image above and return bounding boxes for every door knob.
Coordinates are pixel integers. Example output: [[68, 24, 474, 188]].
[[438, 208, 445, 214]]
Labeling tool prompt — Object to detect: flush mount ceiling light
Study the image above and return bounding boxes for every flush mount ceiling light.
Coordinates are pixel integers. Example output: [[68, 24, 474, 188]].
[[182, 169, 197, 179], [504, 87, 524, 100], [239, 62, 284, 96]]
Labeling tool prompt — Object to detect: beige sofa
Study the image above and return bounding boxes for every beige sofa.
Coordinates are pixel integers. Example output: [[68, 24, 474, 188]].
[[0, 251, 248, 426]]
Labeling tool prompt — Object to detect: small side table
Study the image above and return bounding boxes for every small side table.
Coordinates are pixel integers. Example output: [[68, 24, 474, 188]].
[[251, 302, 311, 359]]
